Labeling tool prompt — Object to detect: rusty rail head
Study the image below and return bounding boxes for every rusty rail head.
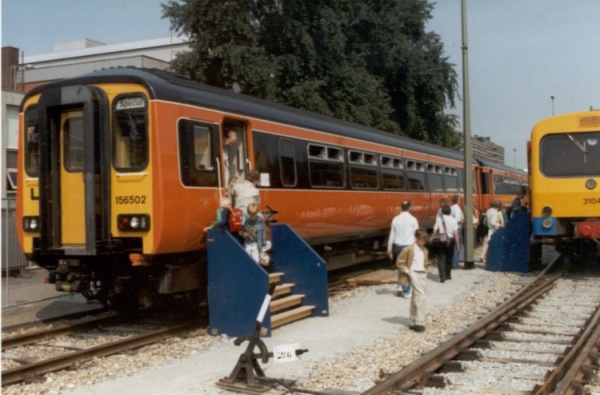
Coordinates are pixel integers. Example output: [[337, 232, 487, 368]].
[[361, 254, 563, 395]]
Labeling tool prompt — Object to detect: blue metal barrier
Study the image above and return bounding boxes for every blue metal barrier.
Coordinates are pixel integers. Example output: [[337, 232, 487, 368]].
[[487, 212, 530, 272], [271, 224, 329, 318], [206, 225, 329, 338], [207, 229, 271, 337]]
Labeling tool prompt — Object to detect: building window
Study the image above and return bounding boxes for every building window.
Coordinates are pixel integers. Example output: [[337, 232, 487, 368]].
[[6, 169, 17, 194]]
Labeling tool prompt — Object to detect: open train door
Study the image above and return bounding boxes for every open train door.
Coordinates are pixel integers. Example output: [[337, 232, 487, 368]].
[[36, 86, 110, 258]]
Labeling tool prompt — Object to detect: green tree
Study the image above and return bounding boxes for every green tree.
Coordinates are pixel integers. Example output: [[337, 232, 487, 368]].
[[163, 0, 458, 146]]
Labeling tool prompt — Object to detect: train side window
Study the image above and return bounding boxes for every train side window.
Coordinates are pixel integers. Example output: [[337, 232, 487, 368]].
[[381, 156, 405, 190], [24, 106, 40, 177], [178, 119, 219, 187], [63, 113, 84, 172], [426, 164, 443, 192], [349, 150, 378, 189], [308, 143, 345, 188], [406, 160, 424, 171], [279, 139, 297, 187], [382, 170, 406, 190], [407, 171, 426, 191], [193, 125, 212, 171], [112, 95, 148, 172], [444, 167, 458, 192], [407, 160, 426, 190]]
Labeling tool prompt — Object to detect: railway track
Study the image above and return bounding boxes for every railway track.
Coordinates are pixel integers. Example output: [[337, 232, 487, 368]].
[[1, 260, 381, 389], [361, 255, 600, 395], [2, 316, 200, 386]]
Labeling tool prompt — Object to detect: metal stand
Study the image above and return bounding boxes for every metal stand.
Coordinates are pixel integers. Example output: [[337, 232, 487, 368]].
[[216, 283, 306, 394]]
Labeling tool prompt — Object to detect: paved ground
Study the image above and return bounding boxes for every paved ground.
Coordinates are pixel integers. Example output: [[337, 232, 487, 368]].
[[52, 260, 510, 395]]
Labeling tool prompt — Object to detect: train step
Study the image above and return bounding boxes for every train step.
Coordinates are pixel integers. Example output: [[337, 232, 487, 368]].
[[273, 283, 294, 298], [269, 272, 284, 284], [271, 305, 315, 329], [270, 294, 305, 313]]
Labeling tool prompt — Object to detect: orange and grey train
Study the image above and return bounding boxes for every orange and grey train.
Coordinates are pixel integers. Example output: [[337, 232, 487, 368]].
[[16, 68, 526, 309]]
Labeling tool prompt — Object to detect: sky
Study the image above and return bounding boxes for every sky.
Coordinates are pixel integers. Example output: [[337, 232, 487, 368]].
[[2, 0, 600, 169]]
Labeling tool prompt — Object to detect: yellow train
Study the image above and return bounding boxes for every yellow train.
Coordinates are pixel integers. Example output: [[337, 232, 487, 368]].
[[529, 110, 600, 262]]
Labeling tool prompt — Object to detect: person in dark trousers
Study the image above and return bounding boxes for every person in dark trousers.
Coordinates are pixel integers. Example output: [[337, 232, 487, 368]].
[[432, 205, 459, 282]]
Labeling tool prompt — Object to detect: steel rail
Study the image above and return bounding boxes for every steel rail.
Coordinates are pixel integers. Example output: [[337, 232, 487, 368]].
[[2, 313, 119, 349], [534, 285, 600, 395], [361, 255, 563, 395], [2, 321, 199, 386], [2, 307, 107, 334]]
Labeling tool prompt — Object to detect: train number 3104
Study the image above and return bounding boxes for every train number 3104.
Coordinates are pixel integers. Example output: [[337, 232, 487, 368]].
[[115, 195, 147, 205], [583, 197, 600, 205]]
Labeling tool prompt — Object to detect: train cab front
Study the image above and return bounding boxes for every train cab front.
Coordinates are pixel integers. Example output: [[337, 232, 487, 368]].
[[18, 83, 154, 309]]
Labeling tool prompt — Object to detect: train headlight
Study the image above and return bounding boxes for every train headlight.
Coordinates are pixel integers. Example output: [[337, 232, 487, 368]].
[[586, 179, 597, 190], [542, 218, 553, 229], [541, 206, 553, 217], [117, 214, 150, 232], [23, 216, 40, 232]]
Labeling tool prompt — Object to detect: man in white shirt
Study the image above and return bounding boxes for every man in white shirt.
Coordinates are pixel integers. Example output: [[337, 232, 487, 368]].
[[433, 205, 460, 282], [223, 130, 237, 190], [387, 200, 419, 297], [480, 200, 503, 264], [450, 195, 465, 268]]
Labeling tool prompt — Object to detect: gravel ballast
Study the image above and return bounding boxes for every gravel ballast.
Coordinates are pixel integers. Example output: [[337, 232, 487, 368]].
[[5, 262, 533, 395]]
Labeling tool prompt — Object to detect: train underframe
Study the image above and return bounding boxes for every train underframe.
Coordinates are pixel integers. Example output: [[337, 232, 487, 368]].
[[29, 231, 389, 312], [31, 251, 206, 312], [530, 236, 600, 269]]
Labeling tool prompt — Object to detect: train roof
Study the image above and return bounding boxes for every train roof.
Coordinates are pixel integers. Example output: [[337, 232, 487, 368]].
[[476, 158, 528, 176], [25, 67, 487, 167]]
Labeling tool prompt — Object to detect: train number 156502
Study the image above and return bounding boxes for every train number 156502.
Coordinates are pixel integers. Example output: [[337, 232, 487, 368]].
[[115, 195, 147, 205], [583, 197, 600, 205]]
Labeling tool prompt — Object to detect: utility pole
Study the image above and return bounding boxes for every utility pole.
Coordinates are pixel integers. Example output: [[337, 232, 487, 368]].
[[462, 0, 474, 270]]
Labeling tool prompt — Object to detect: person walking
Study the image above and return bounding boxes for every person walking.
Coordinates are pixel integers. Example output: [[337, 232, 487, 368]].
[[387, 200, 419, 298], [433, 205, 459, 281], [396, 228, 430, 332], [450, 195, 464, 268], [480, 200, 503, 264]]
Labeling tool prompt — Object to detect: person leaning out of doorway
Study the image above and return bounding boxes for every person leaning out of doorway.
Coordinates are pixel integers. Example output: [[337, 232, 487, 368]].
[[396, 228, 430, 333]]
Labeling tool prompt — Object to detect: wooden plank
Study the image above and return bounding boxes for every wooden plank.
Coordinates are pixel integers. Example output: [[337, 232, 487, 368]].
[[346, 269, 397, 287], [269, 272, 284, 284], [270, 294, 304, 313], [273, 283, 294, 298], [271, 305, 314, 328]]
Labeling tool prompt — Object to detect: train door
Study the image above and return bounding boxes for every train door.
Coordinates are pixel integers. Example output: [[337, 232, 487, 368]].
[[36, 86, 110, 256], [60, 111, 85, 245], [222, 119, 249, 190]]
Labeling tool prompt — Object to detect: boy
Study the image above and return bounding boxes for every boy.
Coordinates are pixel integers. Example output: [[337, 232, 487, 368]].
[[396, 228, 430, 332], [241, 203, 268, 265]]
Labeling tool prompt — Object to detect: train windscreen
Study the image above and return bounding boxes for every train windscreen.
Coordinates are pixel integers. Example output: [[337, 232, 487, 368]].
[[540, 132, 600, 177]]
